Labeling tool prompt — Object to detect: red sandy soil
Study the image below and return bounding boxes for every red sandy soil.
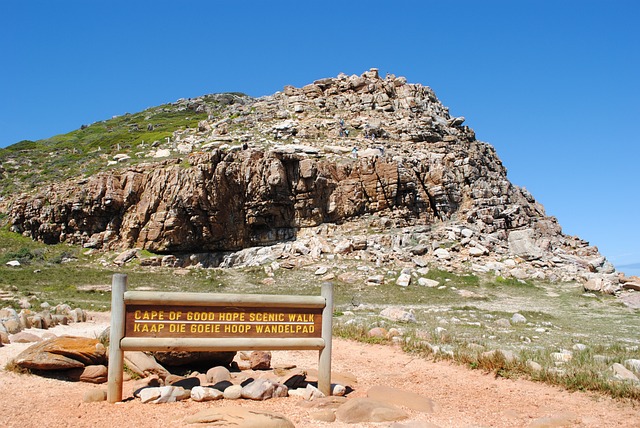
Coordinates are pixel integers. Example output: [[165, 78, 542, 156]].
[[0, 312, 638, 428]]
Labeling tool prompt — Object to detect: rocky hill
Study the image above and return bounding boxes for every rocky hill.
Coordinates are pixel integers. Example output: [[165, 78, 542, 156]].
[[3, 69, 626, 293]]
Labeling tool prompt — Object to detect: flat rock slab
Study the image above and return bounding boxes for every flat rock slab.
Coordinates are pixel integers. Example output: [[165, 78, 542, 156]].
[[184, 406, 294, 427], [13, 336, 106, 370], [368, 385, 439, 413], [336, 397, 408, 423]]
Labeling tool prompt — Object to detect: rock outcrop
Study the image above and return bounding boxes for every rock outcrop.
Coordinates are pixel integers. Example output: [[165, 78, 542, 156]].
[[6, 69, 619, 292]]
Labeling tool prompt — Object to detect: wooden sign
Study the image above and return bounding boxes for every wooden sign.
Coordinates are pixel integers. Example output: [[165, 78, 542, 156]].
[[125, 305, 323, 338], [107, 274, 333, 403]]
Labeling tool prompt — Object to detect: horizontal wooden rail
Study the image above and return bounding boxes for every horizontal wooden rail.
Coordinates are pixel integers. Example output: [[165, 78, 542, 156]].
[[123, 290, 326, 308], [120, 337, 325, 352]]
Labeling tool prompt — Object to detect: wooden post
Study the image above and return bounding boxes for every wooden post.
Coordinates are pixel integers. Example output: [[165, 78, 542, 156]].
[[318, 282, 333, 396], [107, 274, 127, 403]]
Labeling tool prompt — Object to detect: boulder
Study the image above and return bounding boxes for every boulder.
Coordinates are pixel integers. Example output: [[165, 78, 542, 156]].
[[625, 359, 640, 373], [83, 389, 107, 403], [140, 386, 190, 404], [433, 248, 451, 260], [418, 278, 439, 287], [241, 378, 288, 400], [206, 365, 231, 384], [396, 273, 411, 287], [13, 336, 106, 370], [335, 397, 408, 423], [184, 407, 295, 427], [611, 363, 639, 382], [67, 364, 108, 383], [367, 385, 439, 413], [368, 327, 388, 338], [190, 386, 223, 402], [249, 350, 272, 370], [223, 384, 243, 400], [380, 307, 417, 323], [511, 313, 527, 324], [124, 351, 170, 379], [113, 249, 138, 266], [10, 332, 42, 343], [508, 229, 544, 260]]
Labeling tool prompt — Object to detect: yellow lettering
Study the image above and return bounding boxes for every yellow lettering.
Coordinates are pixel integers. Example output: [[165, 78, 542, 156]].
[[169, 323, 185, 333], [253, 312, 285, 322], [288, 313, 313, 322], [224, 324, 251, 334]]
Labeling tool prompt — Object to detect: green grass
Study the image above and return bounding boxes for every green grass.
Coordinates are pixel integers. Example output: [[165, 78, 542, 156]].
[[0, 93, 248, 198], [0, 227, 638, 400]]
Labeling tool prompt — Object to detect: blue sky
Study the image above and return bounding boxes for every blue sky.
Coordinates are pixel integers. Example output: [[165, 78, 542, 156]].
[[1, 1, 639, 274]]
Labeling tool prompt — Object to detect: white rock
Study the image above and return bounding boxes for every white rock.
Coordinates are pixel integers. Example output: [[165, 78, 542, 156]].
[[625, 359, 640, 373], [314, 266, 328, 275], [333, 240, 353, 254], [433, 248, 451, 259], [332, 384, 346, 396], [303, 384, 325, 400], [366, 275, 384, 285], [292, 241, 310, 255], [139, 387, 161, 403], [223, 384, 243, 400], [113, 153, 131, 162], [511, 313, 527, 324], [6, 260, 20, 267], [468, 247, 485, 257], [396, 273, 411, 287], [176, 143, 193, 154], [461, 228, 474, 238], [379, 307, 417, 323], [191, 386, 223, 402], [153, 148, 171, 158], [418, 278, 439, 287], [153, 386, 189, 403], [612, 363, 639, 382]]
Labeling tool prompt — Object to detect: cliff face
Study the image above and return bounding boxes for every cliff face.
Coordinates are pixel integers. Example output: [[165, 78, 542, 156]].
[[7, 69, 619, 291]]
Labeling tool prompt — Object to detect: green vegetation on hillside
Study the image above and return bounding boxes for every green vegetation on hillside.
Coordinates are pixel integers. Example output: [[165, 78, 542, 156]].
[[0, 93, 247, 198]]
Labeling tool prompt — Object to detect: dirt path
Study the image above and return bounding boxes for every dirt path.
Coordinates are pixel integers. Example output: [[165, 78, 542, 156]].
[[0, 314, 638, 428]]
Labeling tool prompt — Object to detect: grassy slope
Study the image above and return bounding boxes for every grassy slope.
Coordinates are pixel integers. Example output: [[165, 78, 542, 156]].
[[0, 94, 246, 198]]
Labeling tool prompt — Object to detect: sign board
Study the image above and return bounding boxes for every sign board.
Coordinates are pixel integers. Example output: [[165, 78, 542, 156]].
[[125, 305, 323, 338], [107, 274, 333, 403]]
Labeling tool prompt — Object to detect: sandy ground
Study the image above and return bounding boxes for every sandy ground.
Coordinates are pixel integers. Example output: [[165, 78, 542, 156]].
[[0, 313, 639, 428]]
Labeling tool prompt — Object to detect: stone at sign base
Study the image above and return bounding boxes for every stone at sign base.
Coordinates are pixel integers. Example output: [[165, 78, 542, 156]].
[[367, 385, 439, 413], [335, 397, 408, 423], [184, 406, 295, 427]]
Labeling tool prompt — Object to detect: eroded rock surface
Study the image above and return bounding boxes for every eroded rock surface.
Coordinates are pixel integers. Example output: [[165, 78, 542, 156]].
[[6, 69, 620, 292]]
